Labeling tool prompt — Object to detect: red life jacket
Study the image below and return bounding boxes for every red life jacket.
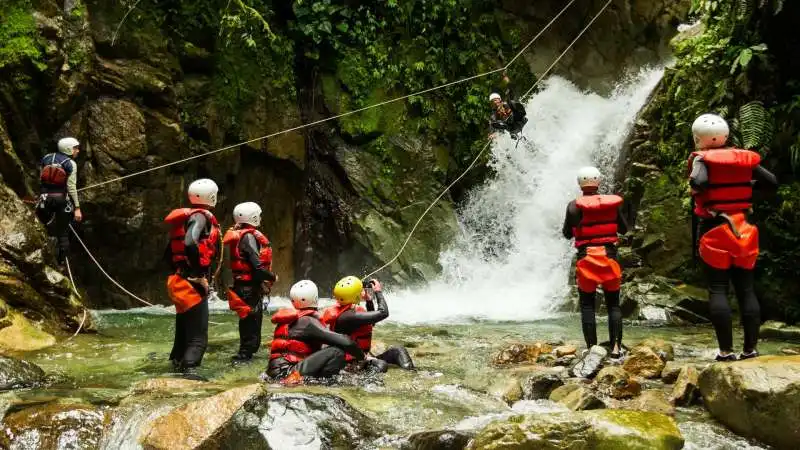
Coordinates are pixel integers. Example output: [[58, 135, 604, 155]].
[[222, 227, 273, 282], [688, 148, 761, 218], [320, 304, 372, 361], [270, 308, 319, 363], [164, 208, 220, 270], [573, 194, 622, 248]]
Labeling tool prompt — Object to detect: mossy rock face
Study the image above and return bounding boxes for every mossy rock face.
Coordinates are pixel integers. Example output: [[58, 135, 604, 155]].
[[468, 410, 684, 450], [0, 402, 106, 449], [699, 355, 800, 449]]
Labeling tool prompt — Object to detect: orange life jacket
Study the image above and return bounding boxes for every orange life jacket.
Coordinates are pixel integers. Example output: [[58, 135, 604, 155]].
[[320, 304, 372, 361], [573, 194, 622, 248], [164, 208, 220, 270], [688, 148, 761, 218], [269, 309, 320, 363], [222, 227, 273, 282]]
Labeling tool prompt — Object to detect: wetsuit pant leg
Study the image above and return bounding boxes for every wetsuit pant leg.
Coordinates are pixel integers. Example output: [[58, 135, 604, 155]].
[[235, 284, 263, 357], [376, 346, 415, 370], [296, 347, 346, 378], [730, 267, 760, 352], [170, 311, 187, 364], [578, 290, 598, 349], [180, 297, 209, 369], [604, 290, 623, 348], [36, 195, 71, 264], [706, 264, 734, 353]]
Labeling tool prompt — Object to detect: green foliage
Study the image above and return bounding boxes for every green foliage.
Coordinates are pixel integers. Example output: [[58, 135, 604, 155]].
[[731, 101, 773, 151], [0, 0, 44, 70]]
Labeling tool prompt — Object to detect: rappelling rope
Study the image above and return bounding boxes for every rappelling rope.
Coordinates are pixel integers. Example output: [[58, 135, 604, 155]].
[[362, 0, 614, 280], [77, 0, 578, 193], [64, 256, 88, 340]]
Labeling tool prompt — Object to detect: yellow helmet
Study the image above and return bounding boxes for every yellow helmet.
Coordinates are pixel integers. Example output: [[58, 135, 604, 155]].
[[333, 276, 363, 305]]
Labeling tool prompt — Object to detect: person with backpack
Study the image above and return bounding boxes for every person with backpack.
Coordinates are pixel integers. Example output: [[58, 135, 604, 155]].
[[488, 73, 528, 140]]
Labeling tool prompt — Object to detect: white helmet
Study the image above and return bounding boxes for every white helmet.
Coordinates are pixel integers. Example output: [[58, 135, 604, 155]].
[[187, 178, 218, 207], [489, 93, 502, 102], [692, 113, 729, 149], [57, 137, 80, 156], [233, 202, 262, 227], [289, 280, 319, 309], [577, 166, 602, 189]]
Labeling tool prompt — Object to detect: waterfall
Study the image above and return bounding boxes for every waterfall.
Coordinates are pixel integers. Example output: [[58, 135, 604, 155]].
[[389, 67, 664, 323]]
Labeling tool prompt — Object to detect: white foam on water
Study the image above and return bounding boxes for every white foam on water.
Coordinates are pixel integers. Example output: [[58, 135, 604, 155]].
[[388, 68, 664, 324]]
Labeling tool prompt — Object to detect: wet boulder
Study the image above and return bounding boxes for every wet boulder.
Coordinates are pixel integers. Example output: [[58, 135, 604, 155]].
[[624, 390, 675, 416], [0, 356, 45, 391], [405, 430, 473, 450], [660, 361, 684, 384], [571, 345, 607, 378], [558, 385, 605, 411], [635, 339, 674, 361], [760, 321, 800, 343], [488, 378, 522, 405], [553, 345, 577, 358], [548, 383, 581, 402], [468, 410, 684, 450], [699, 355, 800, 449], [492, 342, 552, 366], [593, 366, 642, 399], [623, 344, 666, 379], [670, 366, 700, 406], [521, 369, 565, 400], [0, 402, 106, 449]]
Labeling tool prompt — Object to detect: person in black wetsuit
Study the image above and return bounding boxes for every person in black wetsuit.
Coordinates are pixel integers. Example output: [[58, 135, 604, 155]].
[[36, 137, 83, 267], [688, 114, 778, 361], [488, 73, 528, 139], [164, 179, 221, 376], [322, 276, 414, 373], [223, 202, 278, 363], [562, 167, 629, 358], [267, 280, 365, 384]]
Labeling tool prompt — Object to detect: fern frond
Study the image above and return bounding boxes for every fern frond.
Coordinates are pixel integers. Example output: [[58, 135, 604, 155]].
[[735, 0, 754, 23], [736, 101, 774, 150]]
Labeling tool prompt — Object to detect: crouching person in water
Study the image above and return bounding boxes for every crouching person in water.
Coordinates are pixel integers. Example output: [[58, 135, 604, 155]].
[[322, 276, 414, 373], [267, 280, 365, 384], [562, 167, 628, 358], [223, 202, 277, 363]]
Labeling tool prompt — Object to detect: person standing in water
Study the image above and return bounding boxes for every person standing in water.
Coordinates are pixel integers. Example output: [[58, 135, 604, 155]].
[[688, 113, 777, 361], [562, 167, 628, 358], [321, 276, 414, 372], [37, 137, 83, 268], [164, 179, 221, 375], [223, 201, 277, 363]]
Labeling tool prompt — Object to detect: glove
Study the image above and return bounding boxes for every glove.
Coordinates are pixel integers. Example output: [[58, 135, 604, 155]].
[[369, 279, 382, 293]]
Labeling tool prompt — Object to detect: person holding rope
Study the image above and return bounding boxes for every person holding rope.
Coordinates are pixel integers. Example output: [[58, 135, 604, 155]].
[[321, 276, 414, 373], [36, 137, 83, 269], [163, 179, 221, 376], [488, 72, 528, 140], [223, 202, 277, 364]]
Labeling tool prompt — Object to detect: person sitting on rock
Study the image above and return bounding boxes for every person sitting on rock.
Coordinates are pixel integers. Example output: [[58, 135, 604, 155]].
[[163, 179, 221, 377], [321, 276, 414, 373], [562, 167, 629, 358], [223, 202, 277, 364], [488, 73, 528, 140], [688, 113, 777, 361], [36, 137, 83, 268], [267, 280, 365, 384]]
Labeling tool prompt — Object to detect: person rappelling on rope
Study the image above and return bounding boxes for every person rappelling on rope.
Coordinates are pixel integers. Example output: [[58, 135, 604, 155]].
[[321, 276, 414, 373], [223, 202, 277, 364], [488, 72, 528, 140], [36, 137, 83, 269], [164, 179, 221, 377], [688, 114, 777, 362], [267, 280, 365, 385], [562, 167, 628, 359]]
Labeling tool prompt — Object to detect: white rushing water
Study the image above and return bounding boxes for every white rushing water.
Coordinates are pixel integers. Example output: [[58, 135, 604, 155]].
[[389, 67, 664, 324]]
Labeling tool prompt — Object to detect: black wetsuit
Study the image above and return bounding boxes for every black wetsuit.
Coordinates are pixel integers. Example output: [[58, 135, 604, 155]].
[[233, 231, 276, 359], [267, 312, 365, 379], [332, 291, 415, 372], [169, 211, 214, 370], [36, 153, 78, 265], [689, 159, 778, 353], [489, 83, 527, 137], [562, 194, 629, 349]]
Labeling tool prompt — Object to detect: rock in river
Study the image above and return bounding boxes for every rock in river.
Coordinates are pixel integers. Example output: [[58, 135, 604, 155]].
[[0, 356, 45, 391]]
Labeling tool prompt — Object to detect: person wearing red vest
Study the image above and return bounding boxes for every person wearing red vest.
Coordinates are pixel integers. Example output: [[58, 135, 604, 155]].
[[163, 179, 221, 375], [688, 114, 777, 361], [562, 167, 629, 358], [267, 280, 365, 384], [321, 276, 414, 373], [223, 202, 277, 363]]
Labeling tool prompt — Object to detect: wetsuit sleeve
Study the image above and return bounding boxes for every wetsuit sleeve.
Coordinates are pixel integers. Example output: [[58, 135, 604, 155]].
[[336, 293, 389, 328], [753, 165, 778, 191], [562, 200, 580, 239], [67, 160, 80, 208], [616, 203, 629, 235], [298, 317, 365, 360], [239, 233, 276, 283], [184, 212, 208, 275], [688, 157, 708, 191]]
